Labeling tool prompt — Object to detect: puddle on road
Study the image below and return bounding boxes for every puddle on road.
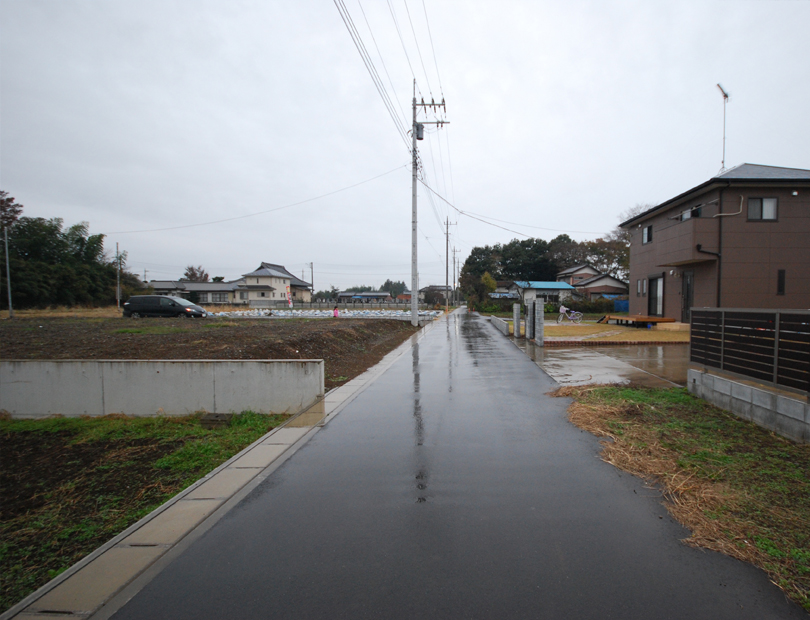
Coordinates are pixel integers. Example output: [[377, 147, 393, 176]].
[[286, 399, 326, 427], [516, 340, 689, 387]]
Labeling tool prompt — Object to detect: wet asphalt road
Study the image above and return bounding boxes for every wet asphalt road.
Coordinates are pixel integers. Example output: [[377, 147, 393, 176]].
[[109, 312, 804, 619]]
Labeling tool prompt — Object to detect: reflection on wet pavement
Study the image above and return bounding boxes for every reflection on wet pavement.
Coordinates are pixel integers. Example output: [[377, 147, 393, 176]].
[[516, 339, 689, 387]]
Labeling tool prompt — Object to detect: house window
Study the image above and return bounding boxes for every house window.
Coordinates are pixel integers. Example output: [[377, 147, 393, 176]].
[[636, 279, 641, 297], [642, 279, 647, 296], [777, 270, 786, 295], [260, 292, 266, 297], [642, 225, 653, 244], [197, 293, 209, 303], [748, 198, 777, 221], [239, 292, 248, 300], [680, 206, 702, 221], [256, 278, 259, 284], [212, 293, 228, 303]]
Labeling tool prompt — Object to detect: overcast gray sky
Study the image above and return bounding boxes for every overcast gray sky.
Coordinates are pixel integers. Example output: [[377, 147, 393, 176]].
[[2, 0, 809, 291]]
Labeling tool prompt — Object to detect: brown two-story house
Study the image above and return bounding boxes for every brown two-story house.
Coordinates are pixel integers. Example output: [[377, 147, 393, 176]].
[[620, 164, 810, 322]]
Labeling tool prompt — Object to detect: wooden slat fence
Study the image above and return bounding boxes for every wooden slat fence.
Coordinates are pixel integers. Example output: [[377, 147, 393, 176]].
[[691, 309, 810, 394]]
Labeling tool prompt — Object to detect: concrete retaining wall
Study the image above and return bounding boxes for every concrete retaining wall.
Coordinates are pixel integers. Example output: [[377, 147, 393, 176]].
[[0, 360, 324, 419], [688, 369, 809, 443], [490, 317, 510, 336]]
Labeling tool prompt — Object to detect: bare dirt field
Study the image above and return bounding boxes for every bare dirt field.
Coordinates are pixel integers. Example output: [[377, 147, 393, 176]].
[[0, 316, 421, 390]]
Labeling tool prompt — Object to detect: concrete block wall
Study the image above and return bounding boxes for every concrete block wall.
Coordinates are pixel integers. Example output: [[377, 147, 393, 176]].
[[0, 360, 324, 419], [688, 369, 809, 443], [490, 317, 510, 336]]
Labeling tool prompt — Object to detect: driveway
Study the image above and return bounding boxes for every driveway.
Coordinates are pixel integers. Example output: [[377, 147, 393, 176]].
[[105, 311, 803, 619]]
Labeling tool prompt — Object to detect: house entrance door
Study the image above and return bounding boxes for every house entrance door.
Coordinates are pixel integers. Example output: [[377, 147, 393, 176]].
[[681, 271, 694, 324]]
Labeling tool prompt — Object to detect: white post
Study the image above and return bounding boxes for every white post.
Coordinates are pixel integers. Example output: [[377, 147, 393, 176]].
[[513, 303, 521, 338]]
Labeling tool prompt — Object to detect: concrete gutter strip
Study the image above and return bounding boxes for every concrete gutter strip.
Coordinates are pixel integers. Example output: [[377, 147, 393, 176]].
[[2, 321, 434, 620]]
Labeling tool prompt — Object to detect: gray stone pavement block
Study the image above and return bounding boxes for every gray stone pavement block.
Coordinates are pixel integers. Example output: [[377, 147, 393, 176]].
[[29, 546, 164, 614], [184, 468, 260, 500], [229, 444, 288, 468], [123, 500, 223, 546], [261, 427, 311, 445]]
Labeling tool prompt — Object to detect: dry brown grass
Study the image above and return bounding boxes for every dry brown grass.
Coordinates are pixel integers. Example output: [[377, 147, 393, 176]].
[[552, 385, 810, 610], [0, 306, 121, 320]]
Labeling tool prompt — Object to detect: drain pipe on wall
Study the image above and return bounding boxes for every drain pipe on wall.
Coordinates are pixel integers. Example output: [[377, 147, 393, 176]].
[[704, 192, 743, 307]]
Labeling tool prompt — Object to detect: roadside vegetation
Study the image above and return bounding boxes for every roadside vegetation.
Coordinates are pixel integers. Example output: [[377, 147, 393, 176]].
[[555, 385, 810, 611], [0, 412, 289, 612]]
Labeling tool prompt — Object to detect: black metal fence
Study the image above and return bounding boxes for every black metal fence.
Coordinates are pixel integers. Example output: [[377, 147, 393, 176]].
[[691, 309, 810, 394]]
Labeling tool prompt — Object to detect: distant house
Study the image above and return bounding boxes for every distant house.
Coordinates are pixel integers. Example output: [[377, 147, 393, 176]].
[[556, 264, 628, 300], [574, 274, 629, 299], [419, 285, 452, 303], [337, 291, 393, 303], [619, 163, 810, 322], [556, 264, 601, 286], [490, 281, 519, 299], [509, 281, 575, 304], [238, 262, 312, 307], [148, 280, 242, 305]]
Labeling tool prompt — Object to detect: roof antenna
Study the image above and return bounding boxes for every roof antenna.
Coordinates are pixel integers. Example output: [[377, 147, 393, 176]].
[[717, 83, 730, 173]]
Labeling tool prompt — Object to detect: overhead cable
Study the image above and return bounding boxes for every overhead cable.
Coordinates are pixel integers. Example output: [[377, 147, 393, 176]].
[[334, 0, 411, 150], [419, 180, 609, 237], [106, 164, 408, 235]]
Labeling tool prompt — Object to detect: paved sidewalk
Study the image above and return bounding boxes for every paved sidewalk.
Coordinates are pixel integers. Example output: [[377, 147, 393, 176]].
[[4, 326, 427, 620], [76, 312, 804, 618]]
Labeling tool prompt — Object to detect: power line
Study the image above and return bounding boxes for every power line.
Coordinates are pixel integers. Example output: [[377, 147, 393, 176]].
[[421, 0, 444, 96], [356, 0, 409, 126], [419, 180, 608, 237], [386, 0, 419, 94], [334, 0, 411, 150], [402, 0, 433, 96], [106, 164, 408, 235]]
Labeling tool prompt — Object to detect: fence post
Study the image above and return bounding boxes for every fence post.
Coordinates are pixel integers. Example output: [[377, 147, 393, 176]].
[[526, 301, 535, 340], [534, 302, 544, 346]]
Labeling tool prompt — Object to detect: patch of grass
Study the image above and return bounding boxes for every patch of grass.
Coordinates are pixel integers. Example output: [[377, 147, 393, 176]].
[[0, 412, 289, 612], [202, 322, 239, 328], [554, 385, 810, 611]]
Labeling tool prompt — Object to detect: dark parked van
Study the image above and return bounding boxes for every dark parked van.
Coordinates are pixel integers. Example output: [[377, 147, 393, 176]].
[[122, 295, 207, 318]]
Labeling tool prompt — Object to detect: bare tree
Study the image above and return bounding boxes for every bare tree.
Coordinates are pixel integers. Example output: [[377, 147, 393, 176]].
[[181, 265, 209, 282]]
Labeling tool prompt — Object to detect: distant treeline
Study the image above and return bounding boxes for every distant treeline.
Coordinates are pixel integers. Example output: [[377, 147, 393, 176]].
[[1, 216, 142, 309]]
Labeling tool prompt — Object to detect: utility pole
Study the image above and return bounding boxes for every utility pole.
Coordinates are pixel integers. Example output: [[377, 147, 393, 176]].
[[116, 242, 121, 309], [4, 226, 13, 319], [444, 217, 455, 314], [309, 262, 314, 295], [143, 269, 148, 283], [452, 247, 461, 306], [410, 80, 449, 326]]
